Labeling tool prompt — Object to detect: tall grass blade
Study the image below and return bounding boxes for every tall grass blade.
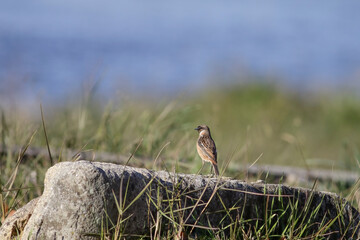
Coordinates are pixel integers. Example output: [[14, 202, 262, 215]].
[[40, 104, 53, 166]]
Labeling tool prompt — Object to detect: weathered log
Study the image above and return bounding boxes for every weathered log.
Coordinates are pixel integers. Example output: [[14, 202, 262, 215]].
[[1, 144, 359, 184], [0, 144, 132, 165], [243, 164, 360, 185], [0, 161, 359, 239]]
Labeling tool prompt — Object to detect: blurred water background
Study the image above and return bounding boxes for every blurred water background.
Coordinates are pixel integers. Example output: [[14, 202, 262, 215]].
[[1, 1, 360, 205], [1, 0, 360, 106]]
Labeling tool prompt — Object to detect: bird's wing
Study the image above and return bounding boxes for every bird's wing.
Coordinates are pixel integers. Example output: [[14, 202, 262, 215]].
[[198, 136, 217, 162]]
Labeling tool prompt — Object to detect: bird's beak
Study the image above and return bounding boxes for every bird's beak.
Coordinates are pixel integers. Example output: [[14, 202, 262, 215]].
[[194, 126, 200, 131]]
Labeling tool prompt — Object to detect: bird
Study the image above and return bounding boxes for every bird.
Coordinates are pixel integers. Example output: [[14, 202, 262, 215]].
[[195, 125, 219, 176]]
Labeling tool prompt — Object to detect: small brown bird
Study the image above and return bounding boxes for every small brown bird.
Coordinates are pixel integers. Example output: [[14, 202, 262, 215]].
[[195, 125, 219, 176]]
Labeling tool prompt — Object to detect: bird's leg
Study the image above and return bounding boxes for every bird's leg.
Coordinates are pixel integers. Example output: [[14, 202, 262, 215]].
[[210, 164, 214, 177]]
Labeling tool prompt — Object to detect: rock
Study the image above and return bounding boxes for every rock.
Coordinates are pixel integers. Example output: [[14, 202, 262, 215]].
[[1, 161, 359, 239], [0, 198, 39, 239]]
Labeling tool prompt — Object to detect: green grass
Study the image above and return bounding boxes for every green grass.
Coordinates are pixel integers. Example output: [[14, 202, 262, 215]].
[[94, 172, 358, 239], [1, 82, 360, 238]]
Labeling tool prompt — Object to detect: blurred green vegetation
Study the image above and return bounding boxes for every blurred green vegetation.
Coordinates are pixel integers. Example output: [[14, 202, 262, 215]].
[[1, 83, 360, 212], [32, 83, 360, 171]]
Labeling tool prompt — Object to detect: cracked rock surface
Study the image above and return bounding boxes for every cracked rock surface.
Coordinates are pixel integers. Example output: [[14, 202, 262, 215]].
[[1, 161, 359, 239]]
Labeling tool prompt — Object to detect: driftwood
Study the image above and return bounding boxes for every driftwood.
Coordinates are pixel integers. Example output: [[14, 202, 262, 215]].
[[0, 161, 359, 239], [243, 164, 360, 185], [0, 144, 138, 165], [1, 144, 359, 184]]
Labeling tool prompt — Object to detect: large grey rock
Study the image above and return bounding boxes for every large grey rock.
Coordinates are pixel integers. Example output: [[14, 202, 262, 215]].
[[1, 161, 359, 239]]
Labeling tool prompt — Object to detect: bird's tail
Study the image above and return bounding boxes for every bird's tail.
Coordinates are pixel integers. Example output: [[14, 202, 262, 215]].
[[212, 163, 219, 176]]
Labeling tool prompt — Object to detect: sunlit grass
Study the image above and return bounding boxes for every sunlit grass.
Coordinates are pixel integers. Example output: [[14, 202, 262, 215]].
[[1, 83, 360, 238]]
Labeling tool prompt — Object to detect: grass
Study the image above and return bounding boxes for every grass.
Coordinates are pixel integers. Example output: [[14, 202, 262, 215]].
[[0, 82, 360, 238], [93, 170, 358, 239]]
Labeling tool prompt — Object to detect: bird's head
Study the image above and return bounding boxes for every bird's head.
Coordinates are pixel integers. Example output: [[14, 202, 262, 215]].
[[195, 125, 210, 136]]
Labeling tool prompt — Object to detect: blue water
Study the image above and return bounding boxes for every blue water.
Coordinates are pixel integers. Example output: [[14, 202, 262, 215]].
[[1, 1, 360, 102]]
